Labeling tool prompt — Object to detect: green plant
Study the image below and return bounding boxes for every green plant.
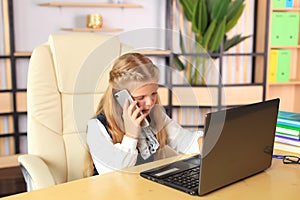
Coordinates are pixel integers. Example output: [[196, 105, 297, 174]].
[[176, 0, 251, 84]]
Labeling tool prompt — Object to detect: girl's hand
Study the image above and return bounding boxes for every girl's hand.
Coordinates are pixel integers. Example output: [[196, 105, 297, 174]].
[[122, 100, 146, 139], [127, 100, 147, 127]]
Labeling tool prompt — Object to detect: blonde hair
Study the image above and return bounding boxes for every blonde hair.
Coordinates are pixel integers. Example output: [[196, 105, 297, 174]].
[[95, 52, 168, 147]]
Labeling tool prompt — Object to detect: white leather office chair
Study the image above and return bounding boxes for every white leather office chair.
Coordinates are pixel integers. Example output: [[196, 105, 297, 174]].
[[18, 33, 131, 191]]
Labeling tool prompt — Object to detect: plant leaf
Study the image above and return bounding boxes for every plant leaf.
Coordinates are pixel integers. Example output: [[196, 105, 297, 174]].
[[199, 0, 208, 34], [179, 0, 196, 21], [225, 4, 245, 32], [202, 18, 217, 49], [192, 0, 201, 32], [211, 0, 230, 23], [195, 33, 203, 47], [192, 0, 208, 34], [209, 17, 226, 52], [205, 0, 215, 19], [173, 55, 185, 71], [226, 0, 244, 23], [179, 30, 186, 53], [223, 34, 252, 51]]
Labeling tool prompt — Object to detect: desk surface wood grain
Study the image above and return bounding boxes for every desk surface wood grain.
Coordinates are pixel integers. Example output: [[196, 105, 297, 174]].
[[2, 153, 300, 200]]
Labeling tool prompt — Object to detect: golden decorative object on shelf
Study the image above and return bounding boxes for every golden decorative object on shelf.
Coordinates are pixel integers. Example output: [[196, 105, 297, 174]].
[[86, 14, 103, 29]]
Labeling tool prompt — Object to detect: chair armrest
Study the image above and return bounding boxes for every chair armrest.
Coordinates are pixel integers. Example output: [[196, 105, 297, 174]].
[[18, 154, 56, 191]]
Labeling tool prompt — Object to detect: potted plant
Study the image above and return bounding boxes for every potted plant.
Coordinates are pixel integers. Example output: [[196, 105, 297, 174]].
[[176, 0, 250, 84]]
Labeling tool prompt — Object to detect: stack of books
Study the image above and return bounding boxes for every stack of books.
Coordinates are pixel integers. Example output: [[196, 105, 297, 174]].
[[274, 110, 300, 154]]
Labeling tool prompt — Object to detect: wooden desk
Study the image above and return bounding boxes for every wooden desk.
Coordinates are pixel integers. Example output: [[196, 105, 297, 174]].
[[2, 154, 300, 200]]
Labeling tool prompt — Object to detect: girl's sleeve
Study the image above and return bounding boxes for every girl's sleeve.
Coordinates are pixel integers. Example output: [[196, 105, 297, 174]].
[[164, 115, 203, 154], [86, 119, 139, 175]]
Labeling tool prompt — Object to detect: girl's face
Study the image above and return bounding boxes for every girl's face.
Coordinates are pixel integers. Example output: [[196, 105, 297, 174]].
[[131, 83, 158, 116]]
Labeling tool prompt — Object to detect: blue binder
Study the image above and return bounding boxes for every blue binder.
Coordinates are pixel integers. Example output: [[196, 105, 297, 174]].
[[285, 0, 293, 8]]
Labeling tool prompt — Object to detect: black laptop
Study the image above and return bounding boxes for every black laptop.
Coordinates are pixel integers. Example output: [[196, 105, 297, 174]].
[[140, 98, 280, 196]]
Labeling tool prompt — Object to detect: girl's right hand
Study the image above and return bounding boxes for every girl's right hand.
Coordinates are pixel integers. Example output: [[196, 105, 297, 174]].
[[122, 100, 144, 139]]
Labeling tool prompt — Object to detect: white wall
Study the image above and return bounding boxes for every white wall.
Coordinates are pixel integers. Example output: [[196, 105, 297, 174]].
[[13, 0, 167, 51]]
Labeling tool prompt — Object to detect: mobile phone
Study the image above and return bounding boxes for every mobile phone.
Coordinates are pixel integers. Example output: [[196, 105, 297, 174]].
[[114, 89, 149, 127]]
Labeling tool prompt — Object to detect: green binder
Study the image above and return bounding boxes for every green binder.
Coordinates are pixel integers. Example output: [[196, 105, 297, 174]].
[[271, 12, 300, 46], [271, 12, 286, 46], [285, 12, 300, 46], [272, 0, 286, 8], [276, 49, 291, 82]]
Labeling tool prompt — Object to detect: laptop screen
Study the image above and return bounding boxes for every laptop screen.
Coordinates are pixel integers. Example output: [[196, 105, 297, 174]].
[[199, 98, 280, 195]]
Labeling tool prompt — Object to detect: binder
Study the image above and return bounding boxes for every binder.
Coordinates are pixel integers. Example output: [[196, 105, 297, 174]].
[[268, 49, 278, 83], [285, 0, 293, 8], [276, 49, 291, 82], [272, 0, 286, 8], [285, 12, 299, 46], [271, 12, 286, 46]]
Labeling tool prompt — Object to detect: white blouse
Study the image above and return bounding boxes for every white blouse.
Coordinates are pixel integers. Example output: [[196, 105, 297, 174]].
[[87, 113, 203, 175]]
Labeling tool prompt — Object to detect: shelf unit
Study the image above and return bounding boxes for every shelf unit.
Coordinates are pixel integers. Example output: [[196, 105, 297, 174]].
[[39, 2, 143, 33], [265, 0, 300, 112], [13, 52, 32, 57], [61, 27, 123, 32], [38, 2, 143, 8], [0, 0, 29, 156]]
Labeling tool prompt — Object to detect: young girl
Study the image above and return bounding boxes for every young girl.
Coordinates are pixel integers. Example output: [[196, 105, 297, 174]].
[[87, 52, 203, 175]]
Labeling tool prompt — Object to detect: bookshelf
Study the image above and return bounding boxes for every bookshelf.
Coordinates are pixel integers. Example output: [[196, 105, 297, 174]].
[[267, 0, 300, 112]]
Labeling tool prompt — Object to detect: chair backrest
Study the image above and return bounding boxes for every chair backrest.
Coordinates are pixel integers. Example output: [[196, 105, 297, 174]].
[[27, 33, 130, 184]]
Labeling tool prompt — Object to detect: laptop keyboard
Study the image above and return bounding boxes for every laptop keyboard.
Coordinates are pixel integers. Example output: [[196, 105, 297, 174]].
[[164, 166, 200, 189]]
